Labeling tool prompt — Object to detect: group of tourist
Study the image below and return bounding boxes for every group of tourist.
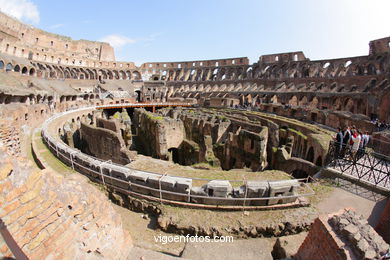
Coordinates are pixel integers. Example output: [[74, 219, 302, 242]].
[[334, 126, 370, 160], [371, 118, 390, 131]]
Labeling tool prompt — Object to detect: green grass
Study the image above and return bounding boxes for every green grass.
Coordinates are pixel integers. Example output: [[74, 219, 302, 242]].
[[288, 128, 307, 139], [34, 131, 76, 175], [146, 112, 164, 121]]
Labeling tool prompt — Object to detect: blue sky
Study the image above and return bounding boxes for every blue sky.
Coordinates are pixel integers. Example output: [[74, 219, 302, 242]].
[[1, 0, 389, 65]]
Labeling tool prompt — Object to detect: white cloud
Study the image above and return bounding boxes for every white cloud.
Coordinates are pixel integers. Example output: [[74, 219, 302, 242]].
[[99, 34, 136, 48], [0, 0, 40, 24], [49, 23, 64, 29]]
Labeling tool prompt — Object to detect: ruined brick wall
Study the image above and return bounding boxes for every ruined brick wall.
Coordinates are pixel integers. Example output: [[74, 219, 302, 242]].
[[376, 200, 390, 244], [296, 209, 390, 260], [132, 108, 185, 159], [96, 117, 121, 133], [0, 149, 132, 259], [80, 122, 132, 164], [295, 217, 347, 260], [372, 130, 390, 157], [0, 123, 21, 156]]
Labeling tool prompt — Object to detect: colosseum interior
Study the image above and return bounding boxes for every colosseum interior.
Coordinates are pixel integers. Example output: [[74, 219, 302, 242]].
[[0, 8, 389, 260]]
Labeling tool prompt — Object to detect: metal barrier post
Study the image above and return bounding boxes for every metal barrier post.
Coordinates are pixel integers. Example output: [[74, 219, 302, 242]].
[[98, 160, 112, 186], [158, 174, 166, 204], [70, 151, 76, 170], [243, 179, 248, 209], [0, 219, 28, 260], [99, 162, 106, 185]]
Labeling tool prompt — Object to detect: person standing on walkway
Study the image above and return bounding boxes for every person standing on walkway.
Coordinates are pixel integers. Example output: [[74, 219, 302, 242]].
[[342, 126, 351, 156], [335, 127, 343, 158], [351, 130, 362, 161]]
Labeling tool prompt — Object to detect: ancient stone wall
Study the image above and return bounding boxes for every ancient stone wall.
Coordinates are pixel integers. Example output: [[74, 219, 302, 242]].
[[372, 130, 390, 156], [296, 209, 390, 260], [375, 200, 390, 244], [132, 108, 185, 159], [0, 149, 132, 259], [0, 11, 116, 65], [80, 122, 132, 165]]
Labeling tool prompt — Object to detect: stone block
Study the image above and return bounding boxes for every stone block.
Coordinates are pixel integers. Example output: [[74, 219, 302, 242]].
[[268, 179, 299, 205]]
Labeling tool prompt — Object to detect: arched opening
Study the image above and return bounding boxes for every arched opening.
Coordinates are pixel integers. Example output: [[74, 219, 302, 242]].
[[291, 169, 308, 179], [0, 60, 4, 69], [29, 68, 36, 76], [315, 156, 322, 166], [6, 63, 13, 72], [133, 71, 141, 80], [306, 147, 314, 162], [135, 90, 141, 102], [367, 64, 376, 75], [14, 65, 20, 72], [168, 148, 179, 163], [344, 98, 354, 113]]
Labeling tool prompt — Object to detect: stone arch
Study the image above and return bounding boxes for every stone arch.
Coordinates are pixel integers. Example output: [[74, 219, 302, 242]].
[[64, 69, 71, 79], [367, 63, 377, 75], [133, 71, 141, 80], [343, 98, 354, 113], [107, 70, 114, 80], [125, 70, 132, 80], [14, 64, 20, 72], [309, 96, 319, 109], [227, 83, 235, 91], [333, 97, 342, 110], [113, 70, 120, 79], [29, 68, 36, 76], [270, 95, 278, 104], [119, 70, 126, 80], [5, 63, 13, 72], [21, 66, 28, 75], [299, 96, 308, 107], [306, 147, 314, 163], [289, 95, 298, 106], [219, 84, 227, 91]]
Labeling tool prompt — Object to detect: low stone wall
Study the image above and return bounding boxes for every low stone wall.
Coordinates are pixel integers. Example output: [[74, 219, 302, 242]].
[[0, 148, 132, 259]]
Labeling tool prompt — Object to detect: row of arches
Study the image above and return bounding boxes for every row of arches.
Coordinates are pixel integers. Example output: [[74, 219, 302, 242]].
[[168, 80, 374, 96], [0, 92, 97, 105], [150, 54, 389, 83], [0, 59, 142, 81]]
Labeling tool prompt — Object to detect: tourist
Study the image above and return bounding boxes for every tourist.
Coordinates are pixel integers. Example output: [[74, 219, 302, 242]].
[[342, 126, 351, 156], [350, 130, 362, 161], [335, 127, 343, 158]]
